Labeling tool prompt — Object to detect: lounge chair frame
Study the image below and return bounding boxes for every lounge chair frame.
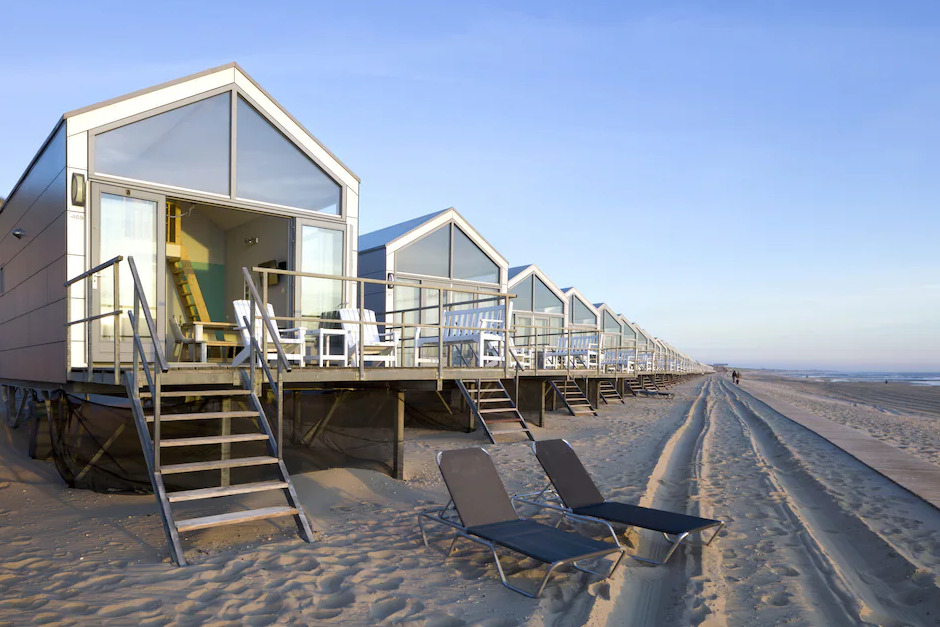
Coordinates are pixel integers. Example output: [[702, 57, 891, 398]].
[[512, 440, 724, 566], [418, 450, 625, 598]]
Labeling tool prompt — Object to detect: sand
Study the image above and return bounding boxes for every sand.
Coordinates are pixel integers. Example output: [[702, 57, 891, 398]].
[[1, 375, 939, 626]]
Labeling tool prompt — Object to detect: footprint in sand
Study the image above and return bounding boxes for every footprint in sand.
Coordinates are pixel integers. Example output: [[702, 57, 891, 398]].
[[369, 596, 409, 620], [0, 481, 10, 490], [96, 598, 162, 617], [318, 590, 355, 610], [423, 614, 466, 627], [369, 576, 404, 592]]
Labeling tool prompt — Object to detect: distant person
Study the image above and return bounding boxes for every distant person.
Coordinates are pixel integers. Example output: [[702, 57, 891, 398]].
[[732, 370, 740, 385]]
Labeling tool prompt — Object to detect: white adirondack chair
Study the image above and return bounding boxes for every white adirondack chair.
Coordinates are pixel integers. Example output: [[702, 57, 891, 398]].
[[337, 308, 399, 367], [232, 299, 307, 367]]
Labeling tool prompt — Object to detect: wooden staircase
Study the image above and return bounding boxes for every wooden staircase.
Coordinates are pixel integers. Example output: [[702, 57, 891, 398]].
[[599, 380, 624, 404], [549, 378, 597, 416], [456, 380, 534, 443], [167, 245, 210, 324], [125, 373, 313, 565]]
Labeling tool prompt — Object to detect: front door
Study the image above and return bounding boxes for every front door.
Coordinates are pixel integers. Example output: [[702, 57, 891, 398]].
[[91, 183, 166, 363]]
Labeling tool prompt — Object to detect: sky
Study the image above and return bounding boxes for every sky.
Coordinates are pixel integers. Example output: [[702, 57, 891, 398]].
[[1, 1, 938, 371]]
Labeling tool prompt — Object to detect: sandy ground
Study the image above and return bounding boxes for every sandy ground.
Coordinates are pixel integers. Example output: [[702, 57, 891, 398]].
[[1, 375, 939, 626], [742, 372, 940, 467]]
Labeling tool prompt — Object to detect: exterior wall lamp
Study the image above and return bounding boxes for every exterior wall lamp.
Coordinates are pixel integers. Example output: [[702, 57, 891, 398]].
[[12, 228, 25, 239], [71, 173, 86, 207]]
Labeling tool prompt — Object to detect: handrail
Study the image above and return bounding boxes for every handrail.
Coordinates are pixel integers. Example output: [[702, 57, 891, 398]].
[[65, 255, 124, 287], [251, 266, 517, 300], [128, 258, 168, 373], [241, 314, 278, 393], [241, 267, 291, 372], [64, 254, 123, 384]]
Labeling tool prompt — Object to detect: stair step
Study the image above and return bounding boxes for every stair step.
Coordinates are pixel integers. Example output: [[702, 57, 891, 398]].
[[140, 389, 250, 398], [160, 455, 279, 474], [476, 397, 512, 403], [478, 408, 519, 414], [160, 433, 271, 447], [484, 416, 525, 423], [488, 428, 532, 434], [146, 410, 257, 423], [167, 480, 288, 503], [175, 506, 298, 532]]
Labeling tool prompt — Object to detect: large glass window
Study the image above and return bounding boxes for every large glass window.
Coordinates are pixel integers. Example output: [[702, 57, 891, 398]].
[[94, 93, 231, 195], [299, 225, 344, 318], [570, 296, 597, 326], [622, 322, 637, 340], [453, 226, 499, 283], [396, 223, 500, 284], [603, 311, 621, 333], [513, 276, 534, 312], [533, 276, 562, 314], [236, 97, 341, 214], [396, 224, 451, 277]]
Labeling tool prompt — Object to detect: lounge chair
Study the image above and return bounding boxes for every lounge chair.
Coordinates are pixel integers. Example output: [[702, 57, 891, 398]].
[[337, 308, 399, 367], [515, 439, 723, 565], [418, 447, 625, 598], [232, 299, 307, 367]]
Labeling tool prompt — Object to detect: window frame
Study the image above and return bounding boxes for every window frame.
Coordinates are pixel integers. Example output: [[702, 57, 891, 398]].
[[393, 222, 501, 288], [87, 85, 346, 223]]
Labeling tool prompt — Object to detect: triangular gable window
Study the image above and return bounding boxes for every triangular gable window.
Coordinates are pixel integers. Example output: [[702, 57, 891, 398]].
[[603, 311, 621, 333], [236, 97, 341, 214], [396, 224, 451, 277], [453, 226, 498, 283], [94, 93, 231, 195], [570, 296, 596, 326], [532, 276, 562, 314]]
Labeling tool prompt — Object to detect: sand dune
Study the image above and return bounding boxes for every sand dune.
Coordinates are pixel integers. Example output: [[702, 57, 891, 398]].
[[1, 376, 938, 626]]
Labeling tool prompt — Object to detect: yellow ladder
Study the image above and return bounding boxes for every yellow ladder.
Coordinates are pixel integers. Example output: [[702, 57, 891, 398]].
[[166, 202, 210, 324]]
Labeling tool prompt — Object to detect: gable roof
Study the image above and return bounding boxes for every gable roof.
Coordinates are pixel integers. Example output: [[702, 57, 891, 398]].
[[507, 264, 568, 310], [358, 208, 509, 270], [358, 209, 449, 252], [5, 63, 359, 210]]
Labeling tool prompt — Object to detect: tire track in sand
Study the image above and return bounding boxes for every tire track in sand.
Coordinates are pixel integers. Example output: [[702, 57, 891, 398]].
[[719, 379, 940, 626], [603, 377, 714, 627]]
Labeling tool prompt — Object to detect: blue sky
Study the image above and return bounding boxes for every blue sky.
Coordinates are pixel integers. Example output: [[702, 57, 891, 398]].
[[2, 1, 938, 370]]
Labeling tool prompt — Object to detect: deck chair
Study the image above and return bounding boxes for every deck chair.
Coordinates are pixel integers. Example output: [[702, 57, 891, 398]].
[[337, 308, 399, 366], [232, 299, 307, 367], [516, 439, 724, 565], [418, 447, 625, 598]]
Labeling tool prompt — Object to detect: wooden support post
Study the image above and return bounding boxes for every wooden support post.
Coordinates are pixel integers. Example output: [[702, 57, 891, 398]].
[[587, 378, 601, 408], [221, 397, 231, 487], [393, 390, 405, 480], [27, 397, 40, 459], [291, 391, 302, 444], [514, 378, 545, 428]]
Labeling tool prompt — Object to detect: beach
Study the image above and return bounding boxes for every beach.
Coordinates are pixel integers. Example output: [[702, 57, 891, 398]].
[[1, 375, 939, 626]]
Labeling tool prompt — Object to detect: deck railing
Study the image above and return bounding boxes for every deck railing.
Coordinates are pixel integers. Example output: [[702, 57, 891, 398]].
[[64, 255, 123, 384]]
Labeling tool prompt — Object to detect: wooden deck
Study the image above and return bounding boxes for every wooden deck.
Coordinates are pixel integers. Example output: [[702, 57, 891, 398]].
[[744, 386, 940, 511]]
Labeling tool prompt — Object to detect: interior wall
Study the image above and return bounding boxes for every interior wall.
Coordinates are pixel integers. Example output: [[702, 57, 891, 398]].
[[224, 215, 291, 323], [176, 208, 227, 322], [0, 125, 68, 383]]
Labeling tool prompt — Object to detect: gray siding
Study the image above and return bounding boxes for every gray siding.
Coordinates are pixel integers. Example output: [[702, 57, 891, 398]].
[[0, 125, 68, 383], [357, 248, 387, 318]]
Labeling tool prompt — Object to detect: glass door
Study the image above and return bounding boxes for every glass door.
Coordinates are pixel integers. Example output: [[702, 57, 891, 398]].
[[294, 220, 345, 322], [91, 183, 166, 363]]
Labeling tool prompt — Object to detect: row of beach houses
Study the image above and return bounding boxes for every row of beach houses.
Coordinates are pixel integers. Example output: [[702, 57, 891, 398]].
[[0, 64, 710, 565]]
